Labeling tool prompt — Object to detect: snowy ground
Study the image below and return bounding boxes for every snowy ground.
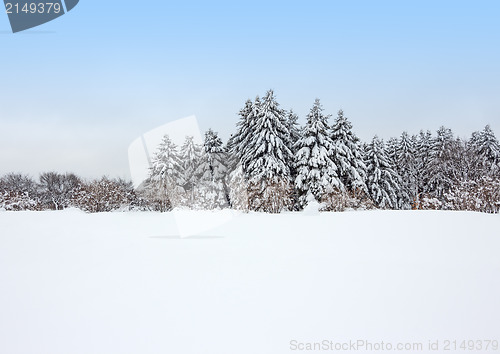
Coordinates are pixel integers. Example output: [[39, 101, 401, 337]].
[[0, 209, 499, 354]]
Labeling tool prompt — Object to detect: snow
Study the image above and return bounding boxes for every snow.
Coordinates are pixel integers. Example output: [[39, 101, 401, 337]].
[[0, 210, 499, 354], [302, 193, 322, 214]]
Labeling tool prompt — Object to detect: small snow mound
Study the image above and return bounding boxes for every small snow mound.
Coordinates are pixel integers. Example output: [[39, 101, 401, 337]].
[[302, 193, 321, 214]]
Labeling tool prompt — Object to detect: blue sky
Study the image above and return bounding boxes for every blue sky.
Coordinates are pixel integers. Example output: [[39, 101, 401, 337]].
[[1, 0, 499, 178]]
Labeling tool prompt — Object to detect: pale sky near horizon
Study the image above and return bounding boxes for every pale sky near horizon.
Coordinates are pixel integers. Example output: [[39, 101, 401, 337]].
[[1, 1, 499, 179]]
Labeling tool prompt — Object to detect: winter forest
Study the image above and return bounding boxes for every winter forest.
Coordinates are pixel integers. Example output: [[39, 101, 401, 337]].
[[1, 89, 500, 214]]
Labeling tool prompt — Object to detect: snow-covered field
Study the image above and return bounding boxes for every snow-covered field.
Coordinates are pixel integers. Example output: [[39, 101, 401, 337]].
[[0, 210, 499, 354]]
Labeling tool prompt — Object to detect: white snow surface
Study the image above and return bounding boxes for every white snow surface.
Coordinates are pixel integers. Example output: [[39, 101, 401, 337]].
[[0, 210, 499, 354]]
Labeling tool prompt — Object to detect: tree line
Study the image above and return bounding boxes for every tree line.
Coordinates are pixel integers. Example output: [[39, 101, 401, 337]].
[[2, 89, 499, 213]]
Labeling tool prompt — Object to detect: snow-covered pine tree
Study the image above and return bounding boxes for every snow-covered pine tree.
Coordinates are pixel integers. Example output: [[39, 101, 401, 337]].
[[145, 135, 185, 210], [365, 136, 399, 209], [475, 125, 500, 176], [179, 136, 201, 206], [294, 99, 340, 207], [228, 99, 253, 171], [380, 137, 405, 209], [244, 90, 293, 213], [229, 98, 259, 172], [386, 137, 399, 166], [395, 131, 418, 209], [286, 109, 301, 155], [468, 130, 480, 150], [415, 130, 433, 196], [225, 133, 237, 171], [226, 98, 260, 210], [444, 127, 499, 213], [285, 109, 302, 210], [239, 97, 262, 173], [427, 126, 457, 202], [195, 129, 228, 209], [452, 137, 469, 183], [330, 109, 367, 195], [466, 130, 482, 179]]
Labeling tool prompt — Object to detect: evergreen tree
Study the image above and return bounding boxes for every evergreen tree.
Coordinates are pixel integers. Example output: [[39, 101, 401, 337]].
[[286, 109, 301, 155], [229, 99, 253, 171], [196, 129, 228, 209], [179, 136, 201, 206], [330, 109, 367, 194], [386, 137, 399, 166], [231, 97, 261, 174], [427, 126, 457, 200], [396, 131, 418, 209], [286, 109, 302, 209], [475, 125, 500, 176], [146, 135, 184, 210], [365, 136, 399, 209], [294, 99, 340, 206], [226, 98, 258, 209], [415, 130, 433, 196], [452, 137, 469, 182], [225, 133, 237, 170], [244, 89, 293, 212]]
